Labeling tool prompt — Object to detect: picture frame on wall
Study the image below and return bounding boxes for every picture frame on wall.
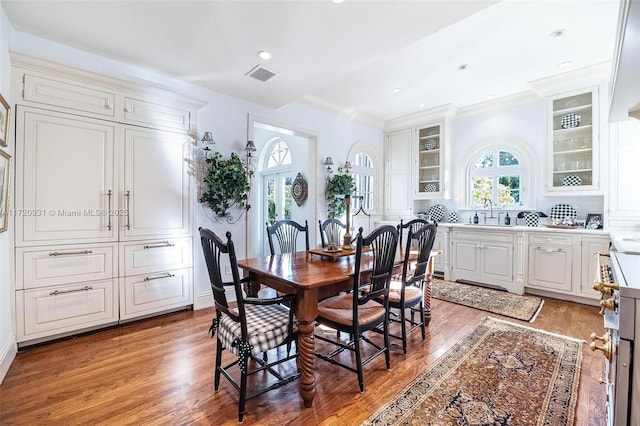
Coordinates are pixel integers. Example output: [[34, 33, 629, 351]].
[[0, 150, 10, 232], [585, 213, 603, 230], [0, 93, 10, 148]]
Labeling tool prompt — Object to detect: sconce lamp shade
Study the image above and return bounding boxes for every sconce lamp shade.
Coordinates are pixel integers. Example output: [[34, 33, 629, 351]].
[[344, 161, 352, 172], [200, 132, 215, 150], [324, 157, 334, 166], [245, 140, 257, 153]]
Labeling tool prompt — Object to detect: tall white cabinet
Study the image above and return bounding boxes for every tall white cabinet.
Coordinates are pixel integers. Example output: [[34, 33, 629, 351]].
[[11, 54, 205, 345]]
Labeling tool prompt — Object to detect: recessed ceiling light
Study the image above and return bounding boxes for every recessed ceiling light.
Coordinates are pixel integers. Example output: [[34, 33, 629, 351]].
[[486, 94, 495, 100], [257, 50, 271, 60], [331, 0, 344, 3], [558, 61, 572, 68], [549, 29, 565, 38], [419, 104, 425, 108], [458, 64, 468, 71], [392, 87, 401, 93]]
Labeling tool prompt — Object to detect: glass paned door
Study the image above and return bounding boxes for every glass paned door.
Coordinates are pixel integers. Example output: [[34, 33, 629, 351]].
[[263, 172, 293, 226]]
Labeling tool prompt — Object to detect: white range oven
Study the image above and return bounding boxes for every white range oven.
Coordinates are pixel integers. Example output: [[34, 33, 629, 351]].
[[593, 248, 640, 426]]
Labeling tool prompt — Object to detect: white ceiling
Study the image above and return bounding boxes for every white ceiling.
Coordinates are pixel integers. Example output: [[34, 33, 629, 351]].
[[1, 0, 622, 124]]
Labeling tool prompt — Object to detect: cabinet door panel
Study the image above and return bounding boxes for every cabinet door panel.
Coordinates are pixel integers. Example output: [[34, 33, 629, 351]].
[[453, 241, 478, 273], [483, 244, 512, 281], [527, 245, 572, 291], [580, 237, 610, 298], [17, 279, 117, 341], [17, 108, 117, 245], [121, 127, 192, 239], [124, 97, 191, 132], [385, 129, 412, 215], [120, 268, 192, 320]]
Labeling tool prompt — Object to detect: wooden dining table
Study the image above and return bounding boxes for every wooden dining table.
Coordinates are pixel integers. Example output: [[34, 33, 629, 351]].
[[237, 248, 441, 408]]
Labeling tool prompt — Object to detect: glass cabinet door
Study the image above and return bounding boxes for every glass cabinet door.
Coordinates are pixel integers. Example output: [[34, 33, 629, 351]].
[[548, 89, 598, 192], [416, 124, 442, 196]]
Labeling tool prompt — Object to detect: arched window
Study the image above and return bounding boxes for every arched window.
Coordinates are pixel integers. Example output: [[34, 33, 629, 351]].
[[352, 152, 375, 212], [263, 138, 293, 224], [469, 149, 524, 208], [347, 142, 381, 214]]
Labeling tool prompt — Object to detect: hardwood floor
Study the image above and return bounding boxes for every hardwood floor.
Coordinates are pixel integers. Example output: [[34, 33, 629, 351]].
[[0, 296, 607, 425]]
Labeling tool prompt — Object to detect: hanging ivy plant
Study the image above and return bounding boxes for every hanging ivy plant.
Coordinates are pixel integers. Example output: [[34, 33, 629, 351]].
[[325, 167, 356, 218], [200, 152, 251, 218]]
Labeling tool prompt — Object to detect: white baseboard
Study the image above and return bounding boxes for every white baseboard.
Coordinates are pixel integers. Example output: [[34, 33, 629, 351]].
[[0, 334, 17, 385], [194, 291, 214, 310]]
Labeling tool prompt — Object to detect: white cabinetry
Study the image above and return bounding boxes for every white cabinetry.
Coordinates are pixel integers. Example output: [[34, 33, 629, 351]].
[[546, 87, 601, 193], [451, 229, 519, 293], [525, 231, 609, 302], [385, 129, 412, 216], [121, 127, 192, 240], [432, 227, 446, 275], [527, 233, 574, 292], [415, 123, 444, 198], [12, 54, 205, 345], [15, 108, 117, 245], [607, 119, 640, 229]]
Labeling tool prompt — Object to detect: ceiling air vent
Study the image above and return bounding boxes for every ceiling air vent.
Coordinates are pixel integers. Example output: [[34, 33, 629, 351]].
[[245, 65, 276, 82]]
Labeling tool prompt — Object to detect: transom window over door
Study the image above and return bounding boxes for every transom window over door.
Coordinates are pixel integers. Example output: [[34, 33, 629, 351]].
[[469, 149, 523, 208]]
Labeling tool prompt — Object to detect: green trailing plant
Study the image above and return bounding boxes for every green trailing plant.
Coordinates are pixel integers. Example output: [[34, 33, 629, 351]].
[[200, 152, 251, 218], [325, 167, 356, 218]]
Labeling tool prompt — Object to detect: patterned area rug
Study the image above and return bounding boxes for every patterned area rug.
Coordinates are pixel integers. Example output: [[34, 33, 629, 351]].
[[432, 279, 544, 322], [363, 317, 583, 426]]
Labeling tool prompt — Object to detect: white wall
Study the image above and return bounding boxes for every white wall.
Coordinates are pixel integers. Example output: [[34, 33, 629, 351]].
[[413, 98, 605, 224], [1, 29, 384, 345], [0, 5, 16, 384]]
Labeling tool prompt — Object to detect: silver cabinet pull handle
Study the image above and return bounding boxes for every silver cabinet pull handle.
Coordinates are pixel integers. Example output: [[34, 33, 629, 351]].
[[49, 285, 93, 296], [144, 242, 175, 249], [535, 247, 563, 253], [125, 190, 131, 230], [107, 189, 112, 231], [104, 100, 113, 110], [49, 250, 93, 257], [144, 273, 175, 282]]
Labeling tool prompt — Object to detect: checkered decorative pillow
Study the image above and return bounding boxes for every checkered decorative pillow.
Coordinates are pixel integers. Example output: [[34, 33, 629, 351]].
[[217, 303, 297, 356]]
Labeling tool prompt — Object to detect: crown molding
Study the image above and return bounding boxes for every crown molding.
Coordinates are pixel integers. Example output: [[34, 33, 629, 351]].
[[384, 104, 457, 131]]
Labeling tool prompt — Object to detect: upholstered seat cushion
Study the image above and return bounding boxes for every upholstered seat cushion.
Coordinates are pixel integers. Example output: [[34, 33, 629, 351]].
[[318, 293, 387, 327], [218, 303, 297, 356], [388, 280, 422, 305]]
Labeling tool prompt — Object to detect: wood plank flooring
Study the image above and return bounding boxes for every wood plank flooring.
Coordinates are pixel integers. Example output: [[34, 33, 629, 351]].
[[0, 296, 607, 425]]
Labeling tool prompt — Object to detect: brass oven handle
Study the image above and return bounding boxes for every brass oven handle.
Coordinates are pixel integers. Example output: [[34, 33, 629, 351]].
[[590, 340, 613, 361], [599, 298, 616, 315], [590, 331, 610, 343]]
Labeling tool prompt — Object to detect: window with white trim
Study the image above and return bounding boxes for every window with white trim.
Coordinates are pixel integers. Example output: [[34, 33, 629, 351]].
[[469, 149, 523, 208]]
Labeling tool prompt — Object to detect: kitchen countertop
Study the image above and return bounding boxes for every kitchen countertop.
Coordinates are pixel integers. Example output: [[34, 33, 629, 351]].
[[439, 222, 609, 236]]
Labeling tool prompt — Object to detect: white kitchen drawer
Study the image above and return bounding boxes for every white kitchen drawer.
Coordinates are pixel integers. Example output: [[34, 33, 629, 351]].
[[16, 278, 118, 342], [123, 96, 191, 132], [527, 244, 573, 292], [23, 73, 117, 117], [16, 243, 118, 290], [120, 238, 192, 276], [528, 233, 573, 246], [452, 229, 514, 243], [119, 267, 192, 320]]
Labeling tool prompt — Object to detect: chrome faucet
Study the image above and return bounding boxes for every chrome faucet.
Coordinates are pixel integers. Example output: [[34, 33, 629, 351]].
[[483, 198, 495, 218]]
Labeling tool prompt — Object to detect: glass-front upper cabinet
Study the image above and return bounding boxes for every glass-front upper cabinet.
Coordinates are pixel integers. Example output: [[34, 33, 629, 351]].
[[415, 124, 443, 198], [546, 87, 600, 193]]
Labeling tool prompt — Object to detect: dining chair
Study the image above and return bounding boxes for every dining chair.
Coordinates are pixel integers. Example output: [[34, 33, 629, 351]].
[[318, 218, 346, 248], [397, 218, 430, 248], [314, 225, 399, 392], [199, 227, 299, 423], [266, 219, 310, 255], [382, 222, 437, 354]]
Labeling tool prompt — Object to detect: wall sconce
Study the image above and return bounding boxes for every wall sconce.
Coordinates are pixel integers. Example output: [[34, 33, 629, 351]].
[[324, 157, 334, 173], [344, 161, 352, 173], [200, 131, 215, 151], [245, 140, 257, 177]]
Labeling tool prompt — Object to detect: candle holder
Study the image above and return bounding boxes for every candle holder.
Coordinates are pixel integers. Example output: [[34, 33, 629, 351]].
[[342, 194, 354, 250]]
